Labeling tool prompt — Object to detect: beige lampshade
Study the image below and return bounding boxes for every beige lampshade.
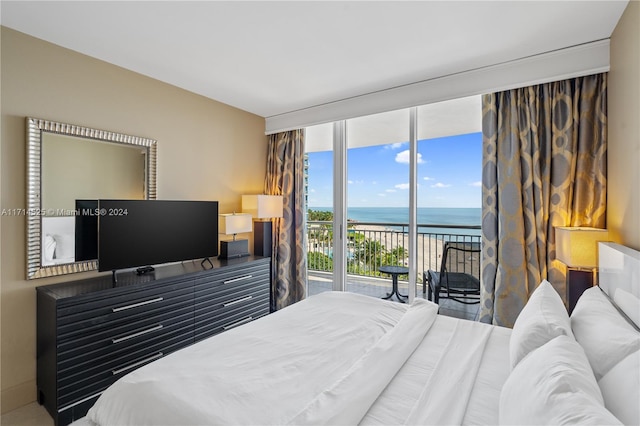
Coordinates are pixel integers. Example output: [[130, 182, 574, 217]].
[[242, 195, 283, 219], [556, 227, 609, 268], [218, 213, 252, 236]]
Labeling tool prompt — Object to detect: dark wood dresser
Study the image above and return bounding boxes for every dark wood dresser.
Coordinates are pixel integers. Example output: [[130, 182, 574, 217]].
[[36, 256, 270, 426]]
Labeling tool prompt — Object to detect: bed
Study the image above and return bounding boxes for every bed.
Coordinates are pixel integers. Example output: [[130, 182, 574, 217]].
[[74, 242, 639, 425]]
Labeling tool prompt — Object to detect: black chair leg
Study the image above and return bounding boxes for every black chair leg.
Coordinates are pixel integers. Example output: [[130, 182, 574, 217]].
[[426, 274, 433, 301]]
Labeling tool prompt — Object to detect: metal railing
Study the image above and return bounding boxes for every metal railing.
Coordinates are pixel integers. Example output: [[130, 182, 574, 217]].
[[307, 221, 482, 283]]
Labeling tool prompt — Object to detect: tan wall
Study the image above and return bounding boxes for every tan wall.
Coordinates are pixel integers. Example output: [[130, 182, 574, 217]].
[[1, 27, 267, 412], [609, 1, 640, 250], [42, 133, 146, 211]]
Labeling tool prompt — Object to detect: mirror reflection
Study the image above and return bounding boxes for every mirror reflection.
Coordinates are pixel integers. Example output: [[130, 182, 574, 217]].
[[41, 133, 147, 266]]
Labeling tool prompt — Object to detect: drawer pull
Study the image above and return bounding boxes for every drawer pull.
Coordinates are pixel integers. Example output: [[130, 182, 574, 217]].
[[59, 390, 104, 412], [112, 324, 163, 344], [112, 352, 164, 375], [223, 295, 253, 307], [223, 275, 253, 284], [112, 297, 164, 312], [222, 316, 253, 330]]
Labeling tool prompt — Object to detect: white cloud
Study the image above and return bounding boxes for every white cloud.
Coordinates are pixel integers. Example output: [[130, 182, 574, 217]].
[[386, 189, 396, 193], [470, 181, 482, 187], [377, 193, 386, 197], [395, 150, 424, 164], [309, 188, 316, 193], [385, 142, 405, 150], [423, 176, 434, 181], [395, 183, 410, 190], [348, 180, 354, 184], [431, 182, 452, 188]]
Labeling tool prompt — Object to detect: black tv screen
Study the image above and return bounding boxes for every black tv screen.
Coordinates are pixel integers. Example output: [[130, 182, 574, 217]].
[[98, 199, 219, 272]]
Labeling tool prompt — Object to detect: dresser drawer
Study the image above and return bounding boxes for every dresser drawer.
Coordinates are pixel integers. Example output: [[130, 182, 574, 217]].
[[194, 261, 270, 292], [56, 393, 99, 426], [194, 285, 270, 341], [57, 291, 193, 352], [193, 260, 269, 341], [58, 305, 194, 367], [195, 306, 270, 341], [195, 271, 268, 305], [56, 277, 194, 326], [56, 393, 100, 426], [58, 323, 193, 393], [57, 336, 189, 410]]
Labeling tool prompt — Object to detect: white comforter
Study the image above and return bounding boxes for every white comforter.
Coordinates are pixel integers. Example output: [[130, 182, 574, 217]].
[[85, 292, 509, 425]]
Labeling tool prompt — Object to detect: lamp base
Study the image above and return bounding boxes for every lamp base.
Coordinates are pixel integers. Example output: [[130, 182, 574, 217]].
[[254, 220, 273, 257], [219, 240, 249, 259], [567, 268, 593, 314]]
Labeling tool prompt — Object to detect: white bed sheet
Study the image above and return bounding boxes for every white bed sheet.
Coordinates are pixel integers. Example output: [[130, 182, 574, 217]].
[[80, 292, 511, 426], [361, 314, 511, 426]]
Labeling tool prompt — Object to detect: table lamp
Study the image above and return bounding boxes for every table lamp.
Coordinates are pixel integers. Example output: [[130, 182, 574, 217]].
[[242, 195, 283, 257], [556, 226, 609, 313], [218, 213, 252, 259]]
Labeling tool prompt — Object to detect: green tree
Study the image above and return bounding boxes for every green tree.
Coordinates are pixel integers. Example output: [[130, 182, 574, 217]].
[[307, 251, 333, 271], [308, 209, 333, 221], [384, 246, 407, 266], [352, 239, 386, 273]]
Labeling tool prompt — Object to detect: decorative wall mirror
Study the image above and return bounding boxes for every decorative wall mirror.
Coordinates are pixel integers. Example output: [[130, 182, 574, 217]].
[[26, 117, 157, 279]]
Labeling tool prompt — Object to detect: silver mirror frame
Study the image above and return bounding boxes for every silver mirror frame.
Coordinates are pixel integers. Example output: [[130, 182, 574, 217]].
[[26, 117, 157, 279]]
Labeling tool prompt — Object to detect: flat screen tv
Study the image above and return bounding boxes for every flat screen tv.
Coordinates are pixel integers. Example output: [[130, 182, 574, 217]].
[[98, 199, 218, 272]]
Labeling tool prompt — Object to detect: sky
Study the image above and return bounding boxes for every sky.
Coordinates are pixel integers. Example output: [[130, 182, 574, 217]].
[[307, 132, 482, 208]]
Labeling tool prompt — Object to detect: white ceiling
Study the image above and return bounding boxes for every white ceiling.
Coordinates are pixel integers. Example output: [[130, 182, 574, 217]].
[[1, 1, 628, 119]]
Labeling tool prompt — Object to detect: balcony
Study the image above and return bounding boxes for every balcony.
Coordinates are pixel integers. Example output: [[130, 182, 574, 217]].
[[306, 220, 482, 320]]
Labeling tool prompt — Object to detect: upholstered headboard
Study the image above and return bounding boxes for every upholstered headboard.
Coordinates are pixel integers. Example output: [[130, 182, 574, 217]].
[[598, 242, 640, 330]]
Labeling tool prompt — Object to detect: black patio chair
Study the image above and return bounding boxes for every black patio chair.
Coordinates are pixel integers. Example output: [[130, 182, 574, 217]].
[[423, 241, 481, 305]]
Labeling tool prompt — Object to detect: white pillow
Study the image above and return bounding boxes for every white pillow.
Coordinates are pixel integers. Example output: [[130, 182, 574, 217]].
[[52, 233, 74, 260], [598, 350, 640, 426], [571, 286, 640, 379], [509, 279, 574, 369], [499, 335, 622, 425], [43, 234, 57, 261]]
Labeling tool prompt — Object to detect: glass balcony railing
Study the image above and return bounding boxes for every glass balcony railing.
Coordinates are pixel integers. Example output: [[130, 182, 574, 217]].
[[306, 220, 481, 290]]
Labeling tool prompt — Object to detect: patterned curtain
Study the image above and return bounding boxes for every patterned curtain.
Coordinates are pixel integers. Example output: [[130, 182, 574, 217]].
[[480, 74, 607, 327], [265, 129, 308, 310]]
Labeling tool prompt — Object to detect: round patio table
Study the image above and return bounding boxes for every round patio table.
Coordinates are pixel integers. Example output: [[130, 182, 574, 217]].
[[379, 265, 409, 303]]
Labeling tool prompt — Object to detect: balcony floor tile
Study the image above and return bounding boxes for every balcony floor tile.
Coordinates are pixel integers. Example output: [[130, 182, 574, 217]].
[[308, 272, 479, 321]]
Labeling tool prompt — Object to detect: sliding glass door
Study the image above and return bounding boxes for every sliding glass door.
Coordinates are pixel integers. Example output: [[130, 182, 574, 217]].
[[305, 122, 336, 294], [415, 96, 483, 318], [345, 109, 411, 301], [305, 96, 481, 306]]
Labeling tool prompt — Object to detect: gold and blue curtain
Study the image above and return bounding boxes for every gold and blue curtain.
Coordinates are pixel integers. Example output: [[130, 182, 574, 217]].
[[265, 129, 308, 310], [480, 74, 607, 327]]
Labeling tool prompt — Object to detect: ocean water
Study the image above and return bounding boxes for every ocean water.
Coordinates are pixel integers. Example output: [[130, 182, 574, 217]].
[[310, 207, 482, 236]]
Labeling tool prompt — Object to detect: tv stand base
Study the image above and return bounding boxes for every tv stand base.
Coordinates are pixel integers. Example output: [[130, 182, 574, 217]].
[[136, 266, 155, 275]]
